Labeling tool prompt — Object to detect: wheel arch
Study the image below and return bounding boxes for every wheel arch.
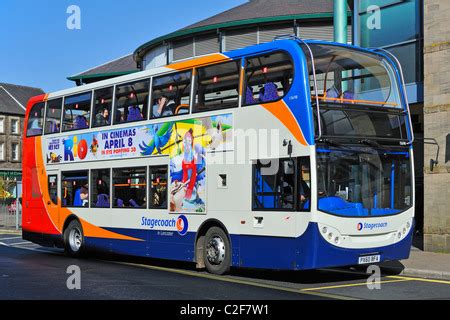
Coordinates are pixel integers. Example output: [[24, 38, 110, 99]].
[[194, 219, 232, 269]]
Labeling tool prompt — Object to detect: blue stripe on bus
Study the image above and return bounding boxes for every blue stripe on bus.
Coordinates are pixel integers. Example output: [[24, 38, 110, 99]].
[[84, 222, 413, 270]]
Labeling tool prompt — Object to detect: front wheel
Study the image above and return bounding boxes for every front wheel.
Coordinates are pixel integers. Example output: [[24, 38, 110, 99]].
[[203, 227, 231, 275], [64, 220, 85, 257]]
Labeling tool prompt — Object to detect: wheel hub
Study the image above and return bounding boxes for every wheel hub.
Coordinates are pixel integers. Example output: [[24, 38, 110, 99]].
[[69, 228, 82, 252], [206, 236, 226, 265]]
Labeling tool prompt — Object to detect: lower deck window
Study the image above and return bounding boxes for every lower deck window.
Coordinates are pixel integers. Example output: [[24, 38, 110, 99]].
[[253, 157, 311, 211], [149, 166, 168, 209], [62, 171, 89, 207], [91, 169, 111, 208], [113, 167, 147, 208]]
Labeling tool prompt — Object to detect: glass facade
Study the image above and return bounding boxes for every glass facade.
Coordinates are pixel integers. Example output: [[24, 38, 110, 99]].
[[356, 0, 423, 86]]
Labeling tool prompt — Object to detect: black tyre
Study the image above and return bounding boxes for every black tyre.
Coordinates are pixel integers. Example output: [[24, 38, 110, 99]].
[[64, 220, 85, 257], [203, 227, 231, 275]]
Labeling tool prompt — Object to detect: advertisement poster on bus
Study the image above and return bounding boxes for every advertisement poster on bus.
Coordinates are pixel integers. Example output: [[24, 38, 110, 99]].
[[44, 114, 233, 213]]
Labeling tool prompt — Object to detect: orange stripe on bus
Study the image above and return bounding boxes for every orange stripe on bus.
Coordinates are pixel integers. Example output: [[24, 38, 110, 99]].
[[167, 54, 230, 71], [261, 100, 308, 146]]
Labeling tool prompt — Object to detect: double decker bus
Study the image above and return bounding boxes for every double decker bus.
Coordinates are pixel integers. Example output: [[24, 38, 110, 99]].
[[22, 37, 414, 275]]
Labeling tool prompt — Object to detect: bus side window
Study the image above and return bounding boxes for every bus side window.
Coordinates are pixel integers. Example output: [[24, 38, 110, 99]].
[[93, 87, 113, 128], [193, 60, 240, 113], [244, 52, 293, 106], [26, 102, 45, 137], [114, 80, 149, 124], [252, 159, 295, 211], [48, 175, 58, 205], [151, 71, 192, 119], [91, 169, 111, 208], [63, 92, 92, 132], [61, 171, 89, 208], [45, 99, 63, 134], [149, 166, 168, 209], [113, 167, 147, 209]]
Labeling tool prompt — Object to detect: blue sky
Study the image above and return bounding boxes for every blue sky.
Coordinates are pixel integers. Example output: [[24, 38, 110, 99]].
[[0, 0, 246, 92]]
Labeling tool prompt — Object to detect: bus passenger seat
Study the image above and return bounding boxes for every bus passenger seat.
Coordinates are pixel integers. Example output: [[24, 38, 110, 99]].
[[129, 199, 140, 208], [73, 189, 82, 207], [96, 194, 109, 208], [246, 87, 256, 104], [326, 87, 340, 98], [74, 116, 88, 130], [261, 82, 279, 102], [116, 198, 124, 207], [343, 90, 355, 100]]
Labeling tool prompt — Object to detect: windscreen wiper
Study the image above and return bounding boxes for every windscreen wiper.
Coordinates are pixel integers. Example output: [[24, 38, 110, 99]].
[[321, 138, 343, 147], [359, 139, 381, 148]]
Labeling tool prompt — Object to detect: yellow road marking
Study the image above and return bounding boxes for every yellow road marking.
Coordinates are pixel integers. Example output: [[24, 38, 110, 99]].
[[301, 279, 411, 291], [110, 261, 358, 300], [387, 275, 450, 285]]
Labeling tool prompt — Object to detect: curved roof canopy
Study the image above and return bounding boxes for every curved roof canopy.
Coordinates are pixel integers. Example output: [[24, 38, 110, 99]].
[[134, 0, 351, 63]]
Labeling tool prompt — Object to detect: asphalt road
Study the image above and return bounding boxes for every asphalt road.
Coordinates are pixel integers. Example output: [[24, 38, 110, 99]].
[[1, 231, 450, 300]]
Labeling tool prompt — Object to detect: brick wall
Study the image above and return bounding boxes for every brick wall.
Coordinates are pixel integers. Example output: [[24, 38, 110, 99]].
[[423, 0, 450, 252]]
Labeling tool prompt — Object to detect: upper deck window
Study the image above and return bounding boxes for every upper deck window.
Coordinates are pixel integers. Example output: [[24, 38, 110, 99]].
[[114, 79, 150, 124], [244, 52, 293, 105], [26, 102, 45, 137], [63, 92, 92, 132], [151, 71, 192, 119], [306, 44, 402, 109], [194, 60, 240, 113], [93, 87, 113, 128], [45, 98, 63, 134]]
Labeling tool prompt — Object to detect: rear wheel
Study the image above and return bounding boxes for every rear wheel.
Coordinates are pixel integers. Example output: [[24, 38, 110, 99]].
[[64, 220, 84, 257], [203, 227, 231, 275]]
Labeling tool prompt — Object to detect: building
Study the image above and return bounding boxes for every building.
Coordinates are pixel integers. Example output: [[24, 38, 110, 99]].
[[0, 83, 44, 199], [67, 0, 449, 253], [423, 0, 450, 252]]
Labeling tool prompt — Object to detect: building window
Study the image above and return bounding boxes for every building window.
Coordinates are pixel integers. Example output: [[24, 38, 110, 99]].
[[93, 87, 113, 128], [113, 167, 147, 208], [10, 118, 19, 135], [114, 79, 150, 124], [149, 166, 168, 209], [91, 169, 111, 208], [45, 98, 63, 134], [11, 143, 19, 161], [63, 92, 92, 132], [0, 143, 4, 161], [244, 51, 294, 106], [62, 171, 89, 207], [193, 60, 241, 113], [26, 102, 45, 137], [0, 117, 5, 134], [358, 0, 423, 84], [151, 71, 192, 118]]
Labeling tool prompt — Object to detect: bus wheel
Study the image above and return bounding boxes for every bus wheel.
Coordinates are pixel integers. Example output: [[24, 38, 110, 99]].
[[203, 227, 231, 275], [64, 220, 85, 257]]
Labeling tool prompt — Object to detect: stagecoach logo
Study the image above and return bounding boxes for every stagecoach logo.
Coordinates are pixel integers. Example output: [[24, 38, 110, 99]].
[[357, 222, 388, 231], [141, 215, 189, 236], [176, 215, 189, 236]]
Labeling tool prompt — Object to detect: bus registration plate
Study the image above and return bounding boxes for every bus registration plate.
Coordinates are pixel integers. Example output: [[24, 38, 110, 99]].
[[358, 255, 380, 265]]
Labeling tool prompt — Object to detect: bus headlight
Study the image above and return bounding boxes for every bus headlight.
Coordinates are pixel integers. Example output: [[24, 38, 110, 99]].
[[322, 227, 328, 234]]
